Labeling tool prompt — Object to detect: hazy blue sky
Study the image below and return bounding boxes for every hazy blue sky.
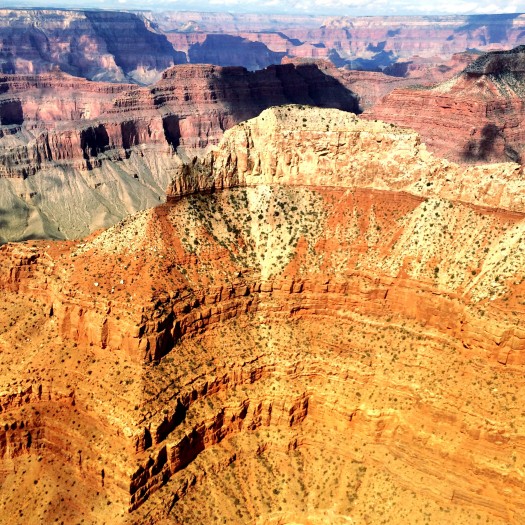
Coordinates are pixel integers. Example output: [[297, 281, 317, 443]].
[[1, 0, 524, 16]]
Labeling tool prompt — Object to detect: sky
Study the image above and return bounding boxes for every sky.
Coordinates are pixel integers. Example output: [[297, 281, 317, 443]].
[[1, 0, 524, 16]]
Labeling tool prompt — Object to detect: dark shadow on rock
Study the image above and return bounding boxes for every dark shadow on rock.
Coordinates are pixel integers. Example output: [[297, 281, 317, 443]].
[[458, 14, 519, 44], [504, 144, 521, 164], [0, 99, 23, 125], [85, 11, 185, 75], [162, 114, 181, 150], [463, 123, 502, 161], [0, 208, 10, 229], [188, 34, 285, 71], [367, 41, 386, 53], [215, 62, 360, 120], [80, 124, 110, 160], [328, 49, 347, 68], [383, 61, 413, 77], [121, 121, 139, 150], [347, 50, 396, 72]]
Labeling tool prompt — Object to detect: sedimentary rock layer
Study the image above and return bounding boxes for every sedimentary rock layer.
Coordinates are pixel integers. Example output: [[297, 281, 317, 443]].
[[367, 46, 525, 164], [0, 64, 358, 241], [0, 107, 524, 524]]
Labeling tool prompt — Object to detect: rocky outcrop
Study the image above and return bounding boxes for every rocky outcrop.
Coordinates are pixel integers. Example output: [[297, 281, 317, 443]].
[[0, 64, 358, 242], [167, 105, 525, 213], [0, 63, 359, 174], [1, 107, 525, 523], [367, 46, 525, 164]]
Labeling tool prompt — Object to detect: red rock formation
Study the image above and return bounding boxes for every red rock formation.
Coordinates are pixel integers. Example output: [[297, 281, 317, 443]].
[[1, 107, 525, 524], [367, 46, 525, 164], [282, 54, 477, 110]]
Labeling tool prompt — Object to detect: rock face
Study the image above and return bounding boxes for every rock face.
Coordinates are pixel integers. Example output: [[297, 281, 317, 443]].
[[367, 46, 525, 164], [155, 11, 525, 69], [0, 8, 186, 83], [3, 9, 525, 77], [1, 106, 525, 524], [0, 64, 358, 242]]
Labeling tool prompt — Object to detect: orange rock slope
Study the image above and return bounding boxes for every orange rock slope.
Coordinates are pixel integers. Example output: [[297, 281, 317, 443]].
[[1, 106, 525, 524]]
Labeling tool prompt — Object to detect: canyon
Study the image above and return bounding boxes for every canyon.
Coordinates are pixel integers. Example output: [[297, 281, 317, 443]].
[[0, 105, 524, 524], [0, 45, 501, 245], [0, 62, 358, 242], [1, 9, 525, 524], [2, 9, 525, 77], [2, 10, 524, 246], [150, 11, 525, 70]]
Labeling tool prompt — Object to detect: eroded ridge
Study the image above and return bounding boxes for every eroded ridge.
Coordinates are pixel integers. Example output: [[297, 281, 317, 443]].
[[0, 107, 524, 524]]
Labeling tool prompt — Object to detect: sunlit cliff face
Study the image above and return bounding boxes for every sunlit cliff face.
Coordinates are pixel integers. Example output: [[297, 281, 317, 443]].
[[1, 106, 524, 524]]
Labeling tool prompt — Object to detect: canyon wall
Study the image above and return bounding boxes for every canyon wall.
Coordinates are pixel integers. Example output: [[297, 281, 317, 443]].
[[367, 46, 525, 164], [0, 64, 358, 242], [0, 107, 524, 523]]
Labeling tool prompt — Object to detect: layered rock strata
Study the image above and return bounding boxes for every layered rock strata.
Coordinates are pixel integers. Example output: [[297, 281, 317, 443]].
[[0, 64, 358, 242], [367, 46, 525, 164], [3, 9, 525, 77], [0, 106, 524, 524], [0, 9, 185, 83]]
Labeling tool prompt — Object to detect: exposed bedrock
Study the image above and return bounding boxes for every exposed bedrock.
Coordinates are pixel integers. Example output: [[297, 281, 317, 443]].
[[0, 107, 524, 523], [367, 46, 525, 165]]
